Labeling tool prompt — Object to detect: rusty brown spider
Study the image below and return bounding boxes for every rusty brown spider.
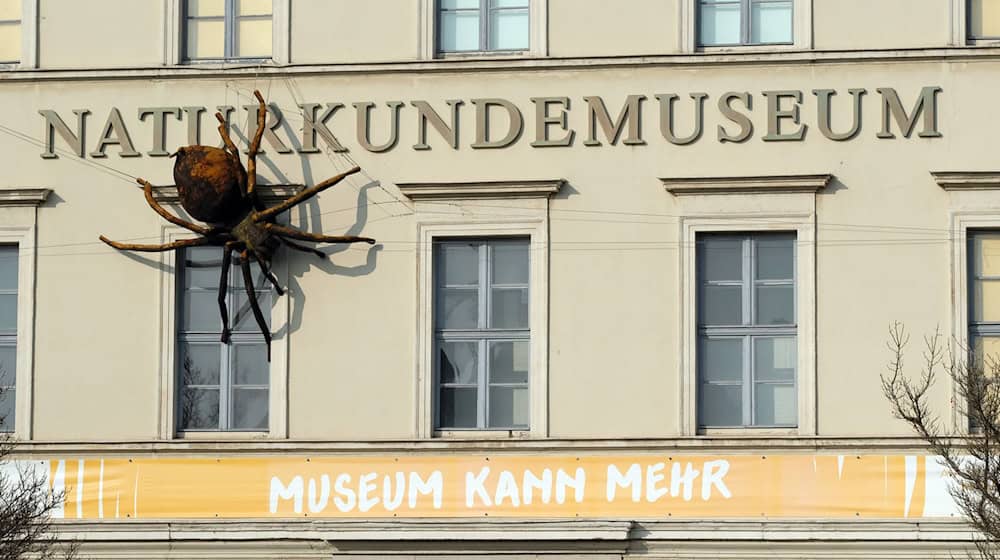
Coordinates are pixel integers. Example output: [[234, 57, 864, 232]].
[[99, 90, 374, 359]]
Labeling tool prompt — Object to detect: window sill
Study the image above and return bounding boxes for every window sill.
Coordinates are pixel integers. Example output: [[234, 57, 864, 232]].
[[697, 427, 798, 437], [174, 431, 271, 440], [968, 38, 1000, 46], [696, 44, 800, 54], [434, 430, 531, 439], [179, 58, 275, 66], [436, 50, 535, 61]]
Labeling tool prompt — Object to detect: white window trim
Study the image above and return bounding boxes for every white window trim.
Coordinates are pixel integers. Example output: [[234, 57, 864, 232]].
[[680, 0, 813, 53], [156, 224, 290, 440], [403, 180, 561, 438], [0, 0, 39, 69], [418, 0, 548, 60], [934, 171, 1000, 434], [664, 174, 826, 436], [0, 188, 49, 439], [163, 0, 290, 65]]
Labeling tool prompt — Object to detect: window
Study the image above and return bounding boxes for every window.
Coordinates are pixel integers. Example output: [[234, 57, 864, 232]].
[[0, 1, 20, 64], [0, 246, 15, 432], [969, 232, 1000, 368], [697, 0, 793, 47], [969, 0, 1000, 40], [434, 238, 530, 430], [176, 247, 270, 432], [696, 233, 797, 428], [438, 0, 529, 53], [184, 0, 272, 61]]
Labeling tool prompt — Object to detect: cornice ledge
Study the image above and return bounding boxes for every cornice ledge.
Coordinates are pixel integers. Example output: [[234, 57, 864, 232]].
[[397, 179, 565, 200], [662, 174, 832, 196], [0, 188, 52, 206], [151, 184, 304, 204], [931, 171, 1000, 190]]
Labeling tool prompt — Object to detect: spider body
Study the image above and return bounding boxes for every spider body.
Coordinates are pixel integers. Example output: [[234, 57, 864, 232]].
[[99, 90, 375, 360]]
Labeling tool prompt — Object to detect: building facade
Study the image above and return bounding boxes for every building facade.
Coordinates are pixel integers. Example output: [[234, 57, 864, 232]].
[[2, 0, 1000, 557]]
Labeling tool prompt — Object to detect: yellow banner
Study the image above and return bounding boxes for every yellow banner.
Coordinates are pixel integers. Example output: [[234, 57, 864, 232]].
[[44, 453, 948, 520]]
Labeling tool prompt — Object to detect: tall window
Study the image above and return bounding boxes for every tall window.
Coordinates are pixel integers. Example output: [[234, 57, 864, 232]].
[[177, 247, 270, 432], [184, 0, 272, 61], [698, 0, 793, 47], [697, 233, 796, 428], [970, 0, 1000, 40], [434, 238, 529, 430], [0, 246, 15, 432], [969, 232, 1000, 369], [0, 0, 20, 64], [438, 0, 529, 53]]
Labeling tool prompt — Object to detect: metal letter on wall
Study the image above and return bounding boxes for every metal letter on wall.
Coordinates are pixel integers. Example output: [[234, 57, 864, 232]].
[[354, 101, 405, 153], [471, 98, 524, 149], [39, 109, 90, 159], [530, 97, 575, 147], [655, 93, 708, 146], [90, 108, 140, 158], [299, 103, 348, 153], [717, 92, 754, 144], [762, 91, 807, 142], [813, 89, 866, 141], [138, 107, 182, 156], [412, 100, 463, 150], [877, 86, 943, 139], [244, 103, 292, 154], [582, 95, 646, 146]]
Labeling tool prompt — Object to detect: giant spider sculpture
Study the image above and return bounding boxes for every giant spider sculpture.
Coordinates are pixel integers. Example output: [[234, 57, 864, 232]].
[[100, 90, 375, 359]]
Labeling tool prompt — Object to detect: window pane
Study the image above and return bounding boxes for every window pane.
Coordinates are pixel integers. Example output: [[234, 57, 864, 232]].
[[439, 340, 478, 384], [489, 8, 529, 50], [232, 255, 268, 289], [492, 241, 529, 285], [233, 344, 268, 385], [756, 284, 794, 325], [974, 280, 1000, 322], [440, 11, 480, 51], [754, 337, 796, 381], [490, 340, 529, 384], [699, 383, 742, 426], [233, 291, 271, 331], [0, 345, 14, 386], [441, 0, 480, 8], [439, 387, 478, 428], [699, 237, 742, 282], [187, 18, 225, 59], [179, 343, 221, 385], [488, 386, 529, 428], [237, 0, 271, 16], [491, 287, 528, 329], [699, 284, 742, 325], [437, 287, 478, 329], [0, 247, 15, 291], [236, 17, 272, 58], [971, 0, 1000, 37], [491, 0, 529, 7], [232, 387, 268, 430], [182, 291, 220, 331], [974, 335, 1000, 369], [187, 0, 225, 17], [750, 0, 792, 44], [756, 237, 794, 280], [700, 338, 743, 382], [179, 388, 220, 430], [755, 383, 796, 425], [0, 22, 18, 63], [0, 387, 13, 432], [0, 0, 21, 20], [699, 1, 741, 46], [0, 294, 16, 331], [438, 243, 479, 286], [184, 254, 221, 290], [976, 234, 1000, 276]]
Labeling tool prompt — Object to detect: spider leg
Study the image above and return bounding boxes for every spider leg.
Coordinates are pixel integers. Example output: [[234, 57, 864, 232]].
[[264, 222, 375, 245], [246, 90, 267, 202], [214, 111, 241, 161], [99, 236, 213, 252], [249, 251, 285, 296], [218, 243, 238, 345], [253, 166, 362, 221], [137, 178, 214, 235], [280, 238, 326, 259], [240, 251, 272, 361]]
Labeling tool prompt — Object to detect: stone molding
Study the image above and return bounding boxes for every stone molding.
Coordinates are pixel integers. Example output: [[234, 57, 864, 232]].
[[932, 171, 1000, 190], [662, 174, 832, 196], [397, 179, 565, 200], [0, 188, 51, 206], [150, 184, 303, 204]]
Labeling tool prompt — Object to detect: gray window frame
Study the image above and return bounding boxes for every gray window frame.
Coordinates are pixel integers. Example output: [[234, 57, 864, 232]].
[[183, 0, 272, 62], [0, 245, 15, 432], [437, 0, 530, 54], [696, 0, 794, 47], [176, 247, 270, 433], [696, 232, 797, 428], [0, 13, 20, 64], [968, 0, 1000, 40], [969, 231, 1000, 357], [433, 238, 530, 430]]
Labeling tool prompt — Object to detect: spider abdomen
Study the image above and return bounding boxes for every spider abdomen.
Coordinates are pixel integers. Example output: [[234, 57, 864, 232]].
[[173, 146, 248, 225]]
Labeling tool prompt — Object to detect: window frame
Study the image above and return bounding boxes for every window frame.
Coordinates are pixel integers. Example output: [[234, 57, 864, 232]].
[[681, 0, 810, 52], [0, 0, 38, 69], [696, 233, 798, 429], [157, 225, 290, 439], [165, 0, 289, 65], [419, 0, 548, 59], [963, 0, 1000, 44], [695, 0, 794, 48]]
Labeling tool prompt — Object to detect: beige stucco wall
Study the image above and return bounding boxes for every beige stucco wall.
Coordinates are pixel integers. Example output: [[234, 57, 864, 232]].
[[289, 0, 420, 63], [38, 0, 163, 68], [548, 0, 681, 57], [813, 0, 952, 51], [6, 55, 982, 441]]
